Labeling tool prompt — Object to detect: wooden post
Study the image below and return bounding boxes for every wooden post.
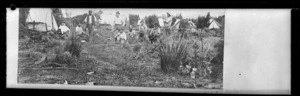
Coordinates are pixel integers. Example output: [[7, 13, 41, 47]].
[[45, 23, 48, 31], [51, 11, 54, 31], [33, 20, 35, 30]]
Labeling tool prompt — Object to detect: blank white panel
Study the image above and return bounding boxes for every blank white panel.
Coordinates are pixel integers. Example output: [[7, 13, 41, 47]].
[[223, 9, 290, 92]]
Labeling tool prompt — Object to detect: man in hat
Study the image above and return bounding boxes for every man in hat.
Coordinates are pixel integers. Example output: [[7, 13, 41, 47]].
[[84, 10, 97, 42]]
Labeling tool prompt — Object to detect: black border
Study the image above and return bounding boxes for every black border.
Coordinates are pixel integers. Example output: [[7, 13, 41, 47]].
[[2, 0, 299, 95]]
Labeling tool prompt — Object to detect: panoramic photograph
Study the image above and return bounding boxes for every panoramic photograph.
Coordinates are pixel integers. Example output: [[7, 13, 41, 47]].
[[18, 8, 225, 89]]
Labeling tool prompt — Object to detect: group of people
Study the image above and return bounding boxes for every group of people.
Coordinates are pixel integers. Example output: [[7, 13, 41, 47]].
[[56, 10, 178, 44]]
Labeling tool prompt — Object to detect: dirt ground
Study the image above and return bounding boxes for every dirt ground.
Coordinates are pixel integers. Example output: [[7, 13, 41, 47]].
[[18, 26, 222, 89]]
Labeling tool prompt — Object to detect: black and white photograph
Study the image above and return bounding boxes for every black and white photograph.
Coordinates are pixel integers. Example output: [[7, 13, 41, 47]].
[[17, 8, 225, 89]]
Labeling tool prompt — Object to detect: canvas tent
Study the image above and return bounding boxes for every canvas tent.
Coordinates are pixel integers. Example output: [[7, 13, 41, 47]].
[[208, 19, 221, 29], [26, 8, 59, 32]]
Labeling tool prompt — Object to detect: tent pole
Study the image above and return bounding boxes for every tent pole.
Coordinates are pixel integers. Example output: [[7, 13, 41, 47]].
[[51, 9, 54, 30], [45, 23, 48, 31]]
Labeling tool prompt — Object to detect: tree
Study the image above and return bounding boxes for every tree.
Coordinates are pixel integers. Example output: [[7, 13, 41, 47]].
[[171, 14, 183, 26], [215, 15, 225, 29], [52, 8, 64, 26], [129, 14, 140, 27], [205, 12, 211, 28], [19, 8, 30, 26], [145, 15, 159, 28], [195, 16, 206, 29]]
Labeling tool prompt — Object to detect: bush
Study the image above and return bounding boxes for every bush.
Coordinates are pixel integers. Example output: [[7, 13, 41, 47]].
[[145, 15, 160, 28], [54, 51, 75, 65], [185, 36, 221, 77], [64, 32, 83, 58], [210, 39, 224, 79], [129, 14, 140, 27], [158, 35, 189, 73]]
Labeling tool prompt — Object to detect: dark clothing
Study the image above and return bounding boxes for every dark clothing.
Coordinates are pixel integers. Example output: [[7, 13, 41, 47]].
[[86, 24, 94, 42], [86, 15, 96, 25]]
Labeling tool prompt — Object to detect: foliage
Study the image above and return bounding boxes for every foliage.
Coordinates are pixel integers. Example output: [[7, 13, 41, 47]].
[[71, 13, 88, 26], [215, 15, 225, 29], [210, 39, 224, 79], [158, 35, 189, 73], [187, 37, 220, 77], [145, 15, 160, 28], [129, 14, 140, 27], [19, 8, 30, 26], [195, 12, 211, 29], [54, 51, 75, 65], [64, 32, 83, 58], [171, 14, 183, 26], [195, 16, 207, 29], [52, 8, 64, 26]]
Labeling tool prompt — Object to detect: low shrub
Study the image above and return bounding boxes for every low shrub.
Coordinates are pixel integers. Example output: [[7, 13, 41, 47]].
[[158, 35, 189, 73], [54, 51, 75, 66], [64, 32, 83, 58]]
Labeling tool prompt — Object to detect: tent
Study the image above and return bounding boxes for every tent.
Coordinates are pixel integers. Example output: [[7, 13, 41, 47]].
[[26, 8, 59, 32], [208, 19, 221, 29]]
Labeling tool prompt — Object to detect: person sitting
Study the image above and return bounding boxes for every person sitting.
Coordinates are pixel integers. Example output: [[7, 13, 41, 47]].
[[76, 24, 88, 36], [114, 28, 127, 44], [58, 22, 70, 39], [138, 19, 148, 31]]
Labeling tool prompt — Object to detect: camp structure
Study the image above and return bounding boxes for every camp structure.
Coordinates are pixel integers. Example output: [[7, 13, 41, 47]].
[[26, 8, 59, 32], [208, 19, 221, 29]]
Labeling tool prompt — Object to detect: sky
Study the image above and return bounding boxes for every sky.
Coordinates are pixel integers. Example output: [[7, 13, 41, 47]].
[[61, 8, 225, 19]]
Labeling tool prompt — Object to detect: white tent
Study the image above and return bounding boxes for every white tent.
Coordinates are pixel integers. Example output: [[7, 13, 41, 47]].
[[26, 8, 59, 31], [208, 19, 221, 29]]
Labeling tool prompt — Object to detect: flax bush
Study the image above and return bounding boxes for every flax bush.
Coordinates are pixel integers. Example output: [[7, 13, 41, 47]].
[[186, 36, 221, 77], [158, 34, 189, 73], [64, 32, 83, 58]]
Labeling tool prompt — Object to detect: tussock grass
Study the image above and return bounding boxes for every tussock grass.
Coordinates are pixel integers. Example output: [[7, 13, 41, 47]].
[[158, 34, 189, 73], [64, 32, 83, 58]]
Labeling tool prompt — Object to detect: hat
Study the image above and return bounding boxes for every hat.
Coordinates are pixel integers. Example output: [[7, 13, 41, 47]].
[[166, 12, 171, 17], [116, 11, 120, 14], [89, 10, 93, 12]]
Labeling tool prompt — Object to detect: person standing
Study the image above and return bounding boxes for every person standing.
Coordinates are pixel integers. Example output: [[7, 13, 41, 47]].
[[163, 12, 173, 35], [112, 11, 125, 32], [164, 12, 173, 27], [83, 10, 97, 42]]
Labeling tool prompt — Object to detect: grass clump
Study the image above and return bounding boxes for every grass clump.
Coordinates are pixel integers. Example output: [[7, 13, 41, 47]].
[[158, 34, 189, 73]]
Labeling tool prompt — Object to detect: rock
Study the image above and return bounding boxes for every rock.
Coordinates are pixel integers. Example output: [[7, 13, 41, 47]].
[[63, 80, 68, 85], [205, 83, 222, 89], [86, 82, 94, 85], [87, 71, 94, 75], [45, 54, 56, 62], [182, 83, 192, 87], [154, 81, 162, 84], [172, 77, 176, 80]]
